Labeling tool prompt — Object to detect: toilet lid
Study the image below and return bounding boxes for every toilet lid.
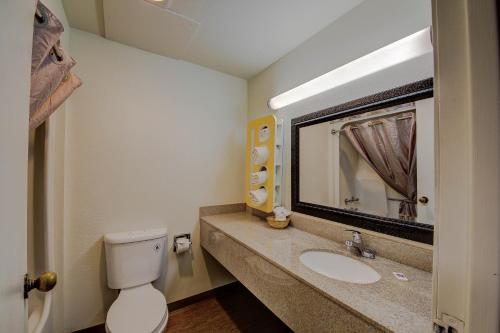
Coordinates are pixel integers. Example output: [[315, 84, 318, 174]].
[[107, 284, 167, 333]]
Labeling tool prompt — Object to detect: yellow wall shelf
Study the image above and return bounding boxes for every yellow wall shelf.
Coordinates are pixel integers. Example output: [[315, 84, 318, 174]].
[[245, 115, 283, 213]]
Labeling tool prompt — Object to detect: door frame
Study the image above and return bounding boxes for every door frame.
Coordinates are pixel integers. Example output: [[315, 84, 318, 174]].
[[432, 0, 500, 332]]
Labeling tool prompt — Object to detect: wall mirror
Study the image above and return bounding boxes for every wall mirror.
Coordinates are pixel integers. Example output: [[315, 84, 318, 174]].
[[291, 79, 434, 244]]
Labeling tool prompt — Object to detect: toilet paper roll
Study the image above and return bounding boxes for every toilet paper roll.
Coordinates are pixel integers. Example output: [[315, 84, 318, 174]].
[[175, 237, 191, 254], [251, 170, 268, 185], [249, 188, 268, 206], [258, 126, 270, 143], [251, 146, 269, 165]]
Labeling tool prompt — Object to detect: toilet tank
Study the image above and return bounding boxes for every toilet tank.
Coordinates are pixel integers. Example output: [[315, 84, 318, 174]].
[[104, 228, 167, 289]]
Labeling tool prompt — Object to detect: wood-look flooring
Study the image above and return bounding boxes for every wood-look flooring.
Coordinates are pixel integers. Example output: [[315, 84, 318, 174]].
[[165, 282, 292, 333], [74, 282, 292, 333]]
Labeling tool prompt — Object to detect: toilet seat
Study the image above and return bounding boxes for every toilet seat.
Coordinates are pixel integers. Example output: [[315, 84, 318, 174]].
[[106, 284, 168, 333]]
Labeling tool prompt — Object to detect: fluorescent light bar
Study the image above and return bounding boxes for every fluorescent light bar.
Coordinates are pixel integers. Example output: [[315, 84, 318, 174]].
[[268, 27, 433, 110]]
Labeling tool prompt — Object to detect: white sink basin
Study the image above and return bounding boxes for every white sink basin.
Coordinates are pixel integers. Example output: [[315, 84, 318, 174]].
[[299, 250, 381, 284]]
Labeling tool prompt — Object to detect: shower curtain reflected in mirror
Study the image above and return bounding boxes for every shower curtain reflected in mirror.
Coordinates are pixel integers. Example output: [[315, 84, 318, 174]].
[[343, 112, 417, 221]]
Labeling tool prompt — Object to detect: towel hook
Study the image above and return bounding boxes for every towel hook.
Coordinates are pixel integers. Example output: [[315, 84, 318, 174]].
[[34, 8, 46, 24]]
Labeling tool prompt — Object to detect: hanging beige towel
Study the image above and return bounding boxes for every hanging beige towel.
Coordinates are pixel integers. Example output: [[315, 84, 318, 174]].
[[32, 0, 64, 74], [30, 42, 76, 116], [30, 73, 82, 129]]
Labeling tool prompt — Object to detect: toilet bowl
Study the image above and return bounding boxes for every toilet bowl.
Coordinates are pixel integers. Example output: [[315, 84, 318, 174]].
[[105, 284, 168, 333], [104, 228, 168, 333]]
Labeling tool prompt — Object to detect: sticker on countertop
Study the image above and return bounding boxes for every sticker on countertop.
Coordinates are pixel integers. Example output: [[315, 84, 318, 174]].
[[393, 272, 409, 281]]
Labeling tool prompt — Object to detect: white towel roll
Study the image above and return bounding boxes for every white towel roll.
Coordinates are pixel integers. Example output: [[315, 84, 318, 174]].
[[251, 146, 269, 165], [249, 188, 268, 206], [258, 126, 270, 143], [251, 170, 268, 185]]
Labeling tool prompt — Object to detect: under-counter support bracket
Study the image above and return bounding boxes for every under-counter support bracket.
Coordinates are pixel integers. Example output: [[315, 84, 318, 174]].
[[433, 313, 465, 333]]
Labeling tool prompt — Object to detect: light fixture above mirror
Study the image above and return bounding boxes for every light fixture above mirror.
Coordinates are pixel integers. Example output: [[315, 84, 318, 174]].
[[268, 27, 433, 110]]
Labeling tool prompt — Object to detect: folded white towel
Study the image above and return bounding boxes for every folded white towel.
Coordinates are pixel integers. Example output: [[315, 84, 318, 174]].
[[249, 188, 268, 206], [251, 170, 268, 185], [273, 206, 291, 221], [251, 146, 269, 165]]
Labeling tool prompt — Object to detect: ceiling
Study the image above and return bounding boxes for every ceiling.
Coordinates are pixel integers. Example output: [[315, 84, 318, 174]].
[[62, 0, 363, 79]]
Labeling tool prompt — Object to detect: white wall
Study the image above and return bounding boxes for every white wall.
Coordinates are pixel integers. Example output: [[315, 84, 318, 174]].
[[248, 0, 433, 209], [63, 29, 247, 331]]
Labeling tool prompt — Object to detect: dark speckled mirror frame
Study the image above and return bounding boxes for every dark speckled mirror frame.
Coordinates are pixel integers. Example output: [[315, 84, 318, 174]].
[[291, 78, 434, 244]]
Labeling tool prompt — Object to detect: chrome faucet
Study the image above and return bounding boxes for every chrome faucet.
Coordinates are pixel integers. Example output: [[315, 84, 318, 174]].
[[345, 230, 376, 259]]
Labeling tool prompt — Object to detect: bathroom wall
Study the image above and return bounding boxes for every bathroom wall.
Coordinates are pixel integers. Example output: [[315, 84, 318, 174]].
[[63, 29, 246, 331], [248, 0, 433, 209]]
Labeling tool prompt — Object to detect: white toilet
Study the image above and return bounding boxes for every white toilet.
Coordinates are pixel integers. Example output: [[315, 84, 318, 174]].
[[104, 228, 168, 333]]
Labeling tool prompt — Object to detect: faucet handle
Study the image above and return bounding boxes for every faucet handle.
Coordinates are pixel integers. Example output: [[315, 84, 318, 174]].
[[345, 229, 362, 243], [361, 248, 376, 259]]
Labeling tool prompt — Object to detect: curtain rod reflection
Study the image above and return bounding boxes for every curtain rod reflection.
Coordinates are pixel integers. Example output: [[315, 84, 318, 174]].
[[330, 114, 414, 135]]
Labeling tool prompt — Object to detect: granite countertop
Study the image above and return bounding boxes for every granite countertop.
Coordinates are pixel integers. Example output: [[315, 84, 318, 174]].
[[201, 212, 432, 333]]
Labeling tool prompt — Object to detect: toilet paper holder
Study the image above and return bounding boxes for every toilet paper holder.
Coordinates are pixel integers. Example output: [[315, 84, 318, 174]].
[[173, 233, 192, 253]]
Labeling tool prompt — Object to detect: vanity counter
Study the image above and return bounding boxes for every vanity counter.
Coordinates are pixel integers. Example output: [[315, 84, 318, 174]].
[[200, 212, 432, 333]]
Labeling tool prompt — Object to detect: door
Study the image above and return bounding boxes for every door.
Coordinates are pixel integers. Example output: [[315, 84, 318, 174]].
[[415, 98, 434, 224], [0, 1, 35, 332]]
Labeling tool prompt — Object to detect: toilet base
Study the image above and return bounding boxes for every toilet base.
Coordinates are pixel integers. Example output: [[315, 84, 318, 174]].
[[106, 310, 168, 333]]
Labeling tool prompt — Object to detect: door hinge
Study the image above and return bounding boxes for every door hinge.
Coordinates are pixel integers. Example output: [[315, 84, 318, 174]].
[[433, 313, 465, 333]]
